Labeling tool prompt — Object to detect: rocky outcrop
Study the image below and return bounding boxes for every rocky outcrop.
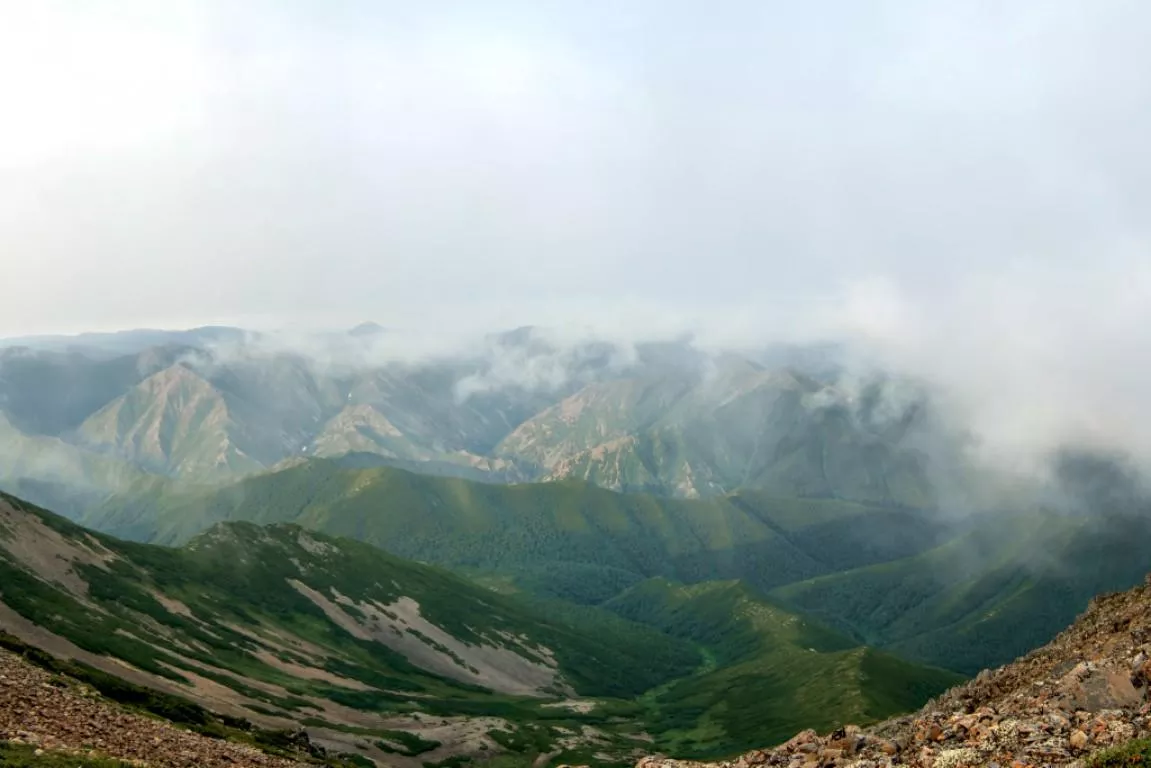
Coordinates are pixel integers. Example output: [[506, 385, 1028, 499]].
[[0, 648, 306, 767], [638, 575, 1151, 768]]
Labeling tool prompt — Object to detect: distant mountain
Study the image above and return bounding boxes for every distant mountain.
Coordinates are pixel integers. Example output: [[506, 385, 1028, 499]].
[[770, 450, 1151, 674], [0, 326, 249, 356], [0, 327, 951, 509], [0, 345, 153, 435], [497, 357, 936, 504], [76, 364, 263, 479]]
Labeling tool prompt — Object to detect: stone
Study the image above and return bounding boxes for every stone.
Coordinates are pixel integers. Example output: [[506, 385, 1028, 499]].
[[1068, 730, 1088, 750]]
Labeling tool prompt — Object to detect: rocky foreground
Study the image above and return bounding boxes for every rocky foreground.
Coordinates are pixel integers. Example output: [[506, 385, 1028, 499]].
[[639, 575, 1151, 768], [0, 647, 306, 767]]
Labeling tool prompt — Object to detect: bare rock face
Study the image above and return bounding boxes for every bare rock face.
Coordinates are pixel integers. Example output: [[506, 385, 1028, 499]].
[[637, 574, 1151, 768]]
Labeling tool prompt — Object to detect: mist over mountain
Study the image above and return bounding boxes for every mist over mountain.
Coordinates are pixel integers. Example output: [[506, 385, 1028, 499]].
[[0, 322, 1143, 515], [6, 2, 1151, 766], [0, 325, 948, 498]]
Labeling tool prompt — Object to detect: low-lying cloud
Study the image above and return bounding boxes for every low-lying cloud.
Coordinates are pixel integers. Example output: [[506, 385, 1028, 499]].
[[4, 1, 1151, 491]]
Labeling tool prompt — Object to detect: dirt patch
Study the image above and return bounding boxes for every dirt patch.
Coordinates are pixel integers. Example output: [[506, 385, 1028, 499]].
[[541, 699, 598, 714], [294, 530, 338, 557], [251, 649, 372, 691], [221, 622, 328, 660], [0, 499, 117, 597], [289, 579, 570, 696], [0, 601, 162, 689], [150, 590, 195, 618]]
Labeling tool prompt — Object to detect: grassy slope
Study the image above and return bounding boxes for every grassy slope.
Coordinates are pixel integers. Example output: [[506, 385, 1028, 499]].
[[2, 492, 697, 703], [84, 459, 1151, 679], [84, 460, 946, 607], [605, 579, 962, 758], [771, 509, 1151, 674], [0, 743, 134, 768]]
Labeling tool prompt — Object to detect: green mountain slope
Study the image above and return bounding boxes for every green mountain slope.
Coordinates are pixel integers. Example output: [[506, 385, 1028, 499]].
[[83, 459, 947, 605], [0, 412, 150, 518], [83, 453, 1151, 680], [0, 491, 701, 765], [604, 579, 963, 758], [770, 506, 1151, 674]]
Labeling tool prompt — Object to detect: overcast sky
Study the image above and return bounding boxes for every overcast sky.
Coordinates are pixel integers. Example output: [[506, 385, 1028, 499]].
[[0, 0, 1144, 333], [4, 1, 1151, 460]]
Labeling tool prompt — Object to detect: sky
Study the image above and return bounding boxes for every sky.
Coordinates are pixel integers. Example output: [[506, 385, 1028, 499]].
[[4, 0, 1151, 461]]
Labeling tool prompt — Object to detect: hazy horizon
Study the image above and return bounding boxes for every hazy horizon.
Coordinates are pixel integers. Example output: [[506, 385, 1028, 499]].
[[7, 1, 1151, 467]]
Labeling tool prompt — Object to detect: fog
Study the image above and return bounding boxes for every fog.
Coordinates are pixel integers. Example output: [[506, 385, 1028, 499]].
[[4, 1, 1151, 472]]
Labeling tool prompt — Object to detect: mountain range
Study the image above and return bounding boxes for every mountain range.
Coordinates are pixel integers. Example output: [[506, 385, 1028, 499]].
[[2, 324, 1151, 766], [0, 326, 934, 505]]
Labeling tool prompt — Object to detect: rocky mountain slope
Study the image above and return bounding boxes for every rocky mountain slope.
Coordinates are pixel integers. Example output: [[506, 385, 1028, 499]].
[[495, 361, 935, 505], [0, 645, 311, 767], [76, 363, 264, 479], [638, 573, 1151, 768]]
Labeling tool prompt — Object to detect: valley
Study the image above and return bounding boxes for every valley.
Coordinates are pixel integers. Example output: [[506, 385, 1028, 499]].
[[0, 491, 957, 765]]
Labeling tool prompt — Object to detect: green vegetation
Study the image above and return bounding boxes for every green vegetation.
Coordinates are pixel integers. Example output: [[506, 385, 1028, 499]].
[[771, 508, 1151, 673], [605, 579, 962, 758], [81, 452, 1145, 680], [1087, 739, 1151, 768], [376, 730, 442, 756], [0, 742, 134, 768], [423, 756, 472, 768], [85, 460, 948, 606], [3, 491, 701, 700], [0, 631, 366, 767], [0, 492, 699, 764]]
